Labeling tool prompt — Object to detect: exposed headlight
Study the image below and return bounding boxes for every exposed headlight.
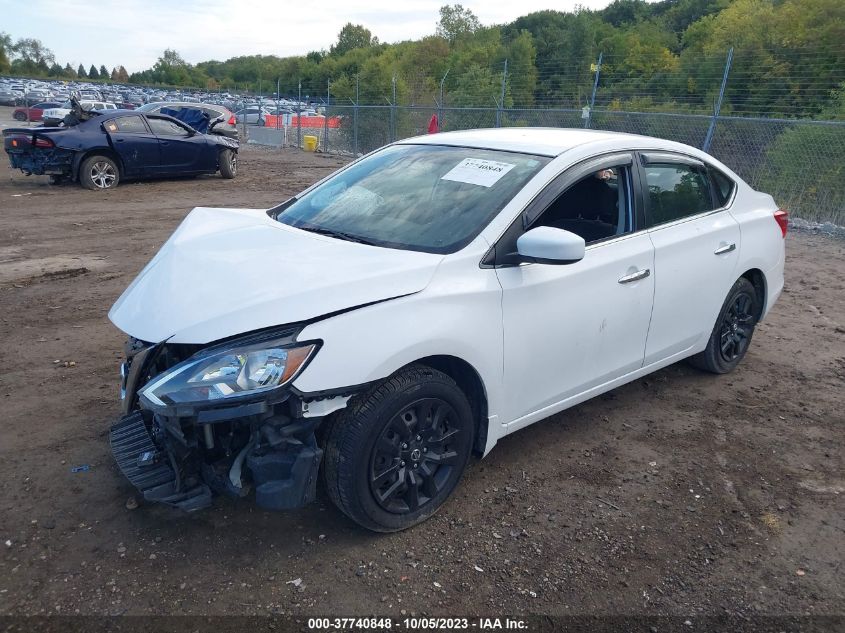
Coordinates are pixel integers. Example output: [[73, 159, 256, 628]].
[[140, 337, 317, 408]]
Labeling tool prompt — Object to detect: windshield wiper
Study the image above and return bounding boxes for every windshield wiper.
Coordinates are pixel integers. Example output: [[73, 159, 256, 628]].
[[299, 226, 379, 246]]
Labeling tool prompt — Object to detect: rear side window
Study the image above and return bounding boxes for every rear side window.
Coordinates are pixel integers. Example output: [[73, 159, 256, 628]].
[[710, 168, 736, 207], [644, 163, 713, 226], [110, 116, 147, 134]]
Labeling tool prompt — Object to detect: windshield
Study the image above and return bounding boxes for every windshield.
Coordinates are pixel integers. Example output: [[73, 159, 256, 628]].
[[272, 144, 549, 254]]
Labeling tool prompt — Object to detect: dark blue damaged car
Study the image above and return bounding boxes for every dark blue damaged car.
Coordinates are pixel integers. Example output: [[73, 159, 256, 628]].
[[3, 107, 239, 190]]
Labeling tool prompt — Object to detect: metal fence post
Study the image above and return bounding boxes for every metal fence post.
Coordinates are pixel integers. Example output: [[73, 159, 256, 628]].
[[297, 80, 302, 150], [354, 75, 359, 156], [496, 59, 508, 128], [702, 47, 734, 153], [276, 78, 281, 131], [584, 52, 602, 129], [324, 79, 330, 153], [439, 69, 449, 131], [391, 75, 397, 142]]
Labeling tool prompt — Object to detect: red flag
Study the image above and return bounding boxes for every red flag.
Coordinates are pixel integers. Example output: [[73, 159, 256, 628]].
[[428, 114, 439, 134]]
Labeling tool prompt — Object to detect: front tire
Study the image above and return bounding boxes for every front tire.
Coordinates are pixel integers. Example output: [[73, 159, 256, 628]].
[[689, 277, 760, 374], [323, 364, 475, 532], [219, 149, 237, 179], [14, 111, 26, 121], [79, 155, 120, 190]]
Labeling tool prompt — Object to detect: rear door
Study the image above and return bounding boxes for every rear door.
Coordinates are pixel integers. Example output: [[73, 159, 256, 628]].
[[638, 152, 741, 364], [103, 115, 160, 177], [146, 115, 214, 173]]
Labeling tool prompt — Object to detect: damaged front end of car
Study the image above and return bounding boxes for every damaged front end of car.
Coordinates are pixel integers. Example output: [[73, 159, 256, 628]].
[[111, 327, 343, 513]]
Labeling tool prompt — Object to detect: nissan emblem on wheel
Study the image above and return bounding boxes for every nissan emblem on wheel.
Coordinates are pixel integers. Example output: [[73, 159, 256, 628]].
[[108, 128, 786, 531]]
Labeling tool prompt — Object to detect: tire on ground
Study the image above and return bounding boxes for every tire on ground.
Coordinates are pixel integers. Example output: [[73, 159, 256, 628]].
[[689, 276, 761, 374], [322, 364, 475, 532], [79, 154, 120, 190], [219, 149, 237, 179]]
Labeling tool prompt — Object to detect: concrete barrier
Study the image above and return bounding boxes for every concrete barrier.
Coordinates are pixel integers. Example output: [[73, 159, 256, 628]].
[[247, 127, 285, 147]]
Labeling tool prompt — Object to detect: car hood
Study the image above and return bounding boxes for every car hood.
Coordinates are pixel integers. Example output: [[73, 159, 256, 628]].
[[109, 207, 444, 344]]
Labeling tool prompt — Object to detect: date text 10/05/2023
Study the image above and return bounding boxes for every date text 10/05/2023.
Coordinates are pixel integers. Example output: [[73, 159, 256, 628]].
[[307, 617, 528, 630]]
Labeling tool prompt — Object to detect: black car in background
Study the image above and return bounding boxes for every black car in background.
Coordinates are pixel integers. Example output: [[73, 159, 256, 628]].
[[3, 108, 238, 190]]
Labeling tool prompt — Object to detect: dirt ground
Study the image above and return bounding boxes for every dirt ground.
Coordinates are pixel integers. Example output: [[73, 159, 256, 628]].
[[0, 107, 843, 620]]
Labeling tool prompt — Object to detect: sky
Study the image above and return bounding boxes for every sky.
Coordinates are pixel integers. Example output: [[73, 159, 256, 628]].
[[3, 0, 620, 73]]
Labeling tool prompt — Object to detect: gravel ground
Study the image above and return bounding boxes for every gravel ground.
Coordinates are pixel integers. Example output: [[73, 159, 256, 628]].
[[0, 106, 843, 621]]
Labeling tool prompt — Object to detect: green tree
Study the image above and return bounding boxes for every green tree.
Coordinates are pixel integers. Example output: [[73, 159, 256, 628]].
[[89, 64, 99, 79], [505, 30, 538, 107], [64, 63, 77, 78], [9, 37, 55, 75], [331, 23, 377, 57], [0, 32, 11, 73], [437, 4, 481, 42], [99, 64, 109, 79], [77, 63, 86, 78]]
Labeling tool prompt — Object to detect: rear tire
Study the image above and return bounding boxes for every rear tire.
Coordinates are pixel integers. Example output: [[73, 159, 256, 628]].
[[14, 111, 26, 121], [79, 155, 120, 190], [323, 364, 474, 532], [689, 277, 760, 374], [219, 149, 237, 179]]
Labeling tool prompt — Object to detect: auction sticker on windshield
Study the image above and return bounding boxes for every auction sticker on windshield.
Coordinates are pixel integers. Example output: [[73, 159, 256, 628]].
[[441, 158, 516, 187]]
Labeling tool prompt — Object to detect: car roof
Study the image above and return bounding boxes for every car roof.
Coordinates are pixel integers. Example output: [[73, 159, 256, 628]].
[[399, 127, 693, 158]]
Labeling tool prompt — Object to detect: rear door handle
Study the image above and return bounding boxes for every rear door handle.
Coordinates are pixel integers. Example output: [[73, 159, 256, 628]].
[[618, 269, 650, 284], [714, 243, 736, 255]]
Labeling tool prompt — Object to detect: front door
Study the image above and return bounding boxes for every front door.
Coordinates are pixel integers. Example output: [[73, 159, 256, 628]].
[[146, 116, 213, 173], [495, 154, 655, 427]]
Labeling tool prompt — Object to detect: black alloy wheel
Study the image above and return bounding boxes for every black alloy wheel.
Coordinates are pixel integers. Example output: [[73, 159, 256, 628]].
[[690, 276, 760, 374], [369, 397, 462, 514], [719, 291, 755, 362], [323, 364, 475, 532]]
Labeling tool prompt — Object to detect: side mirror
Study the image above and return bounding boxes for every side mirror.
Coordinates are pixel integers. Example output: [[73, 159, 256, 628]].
[[516, 226, 586, 265]]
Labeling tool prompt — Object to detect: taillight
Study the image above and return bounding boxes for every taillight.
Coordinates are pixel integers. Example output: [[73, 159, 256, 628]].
[[8, 135, 29, 148], [228, 115, 236, 125], [774, 209, 789, 238], [33, 136, 54, 149]]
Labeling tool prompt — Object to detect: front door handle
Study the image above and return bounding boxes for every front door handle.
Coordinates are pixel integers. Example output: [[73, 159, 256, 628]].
[[714, 243, 736, 255], [618, 269, 651, 284]]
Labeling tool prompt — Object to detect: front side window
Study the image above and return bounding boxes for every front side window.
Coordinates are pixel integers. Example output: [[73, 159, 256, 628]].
[[533, 165, 633, 244], [644, 163, 713, 226], [272, 144, 550, 254], [147, 117, 190, 137]]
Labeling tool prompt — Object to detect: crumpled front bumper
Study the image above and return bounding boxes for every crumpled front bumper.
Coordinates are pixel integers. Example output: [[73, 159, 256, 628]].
[[111, 337, 326, 513]]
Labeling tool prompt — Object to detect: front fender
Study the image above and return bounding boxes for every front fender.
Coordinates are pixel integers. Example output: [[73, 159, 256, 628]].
[[292, 256, 504, 447]]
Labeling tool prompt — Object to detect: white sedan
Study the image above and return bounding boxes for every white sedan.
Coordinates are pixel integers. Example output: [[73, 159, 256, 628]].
[[109, 128, 786, 531]]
